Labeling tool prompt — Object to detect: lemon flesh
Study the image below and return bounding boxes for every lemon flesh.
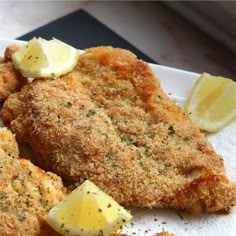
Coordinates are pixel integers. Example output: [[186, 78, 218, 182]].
[[184, 72, 236, 132], [44, 180, 132, 236], [12, 37, 80, 78]]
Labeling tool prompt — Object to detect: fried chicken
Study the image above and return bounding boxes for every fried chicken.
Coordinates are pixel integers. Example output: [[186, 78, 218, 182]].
[[2, 46, 236, 214], [0, 45, 27, 102], [0, 128, 65, 236]]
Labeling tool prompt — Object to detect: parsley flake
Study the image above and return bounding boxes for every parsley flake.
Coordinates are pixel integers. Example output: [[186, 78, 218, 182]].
[[168, 125, 175, 135], [67, 101, 73, 107]]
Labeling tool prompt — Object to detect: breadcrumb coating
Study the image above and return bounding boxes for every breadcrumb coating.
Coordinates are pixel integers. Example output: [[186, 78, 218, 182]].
[[2, 46, 236, 214], [0, 45, 27, 101], [0, 128, 65, 235]]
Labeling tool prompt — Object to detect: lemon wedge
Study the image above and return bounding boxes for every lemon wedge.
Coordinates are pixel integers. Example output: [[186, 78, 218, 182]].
[[12, 37, 80, 78], [184, 72, 236, 132], [44, 180, 132, 236]]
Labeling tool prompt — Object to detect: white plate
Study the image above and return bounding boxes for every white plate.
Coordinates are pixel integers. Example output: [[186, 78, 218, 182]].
[[0, 38, 235, 236]]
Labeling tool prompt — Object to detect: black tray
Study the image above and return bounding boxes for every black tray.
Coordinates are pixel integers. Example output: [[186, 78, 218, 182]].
[[17, 9, 156, 64]]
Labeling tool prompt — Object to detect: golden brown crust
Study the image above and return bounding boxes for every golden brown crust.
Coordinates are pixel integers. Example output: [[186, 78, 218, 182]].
[[0, 45, 27, 102], [0, 128, 65, 236], [4, 44, 22, 62], [2, 46, 236, 213]]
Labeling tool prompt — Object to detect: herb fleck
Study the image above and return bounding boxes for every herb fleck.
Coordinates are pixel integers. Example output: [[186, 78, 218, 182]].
[[91, 93, 97, 100], [132, 95, 138, 101], [168, 125, 175, 135], [87, 109, 96, 116], [19, 215, 26, 222], [177, 211, 184, 220], [183, 136, 189, 141], [121, 136, 138, 146], [87, 126, 92, 132], [67, 101, 73, 107], [105, 152, 113, 159]]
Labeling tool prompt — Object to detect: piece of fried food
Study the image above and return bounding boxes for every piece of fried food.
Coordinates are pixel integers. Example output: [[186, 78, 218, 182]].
[[0, 128, 65, 236], [0, 45, 27, 101], [2, 46, 236, 214]]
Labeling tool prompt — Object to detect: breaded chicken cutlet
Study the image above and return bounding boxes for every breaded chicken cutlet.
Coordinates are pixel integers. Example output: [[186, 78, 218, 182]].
[[0, 128, 65, 236], [2, 46, 236, 214], [0, 45, 27, 101]]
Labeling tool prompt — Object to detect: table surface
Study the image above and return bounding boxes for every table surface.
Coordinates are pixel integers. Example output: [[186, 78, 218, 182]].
[[0, 1, 235, 79]]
